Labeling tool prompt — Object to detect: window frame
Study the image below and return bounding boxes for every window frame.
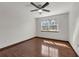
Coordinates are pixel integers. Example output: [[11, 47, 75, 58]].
[[41, 19, 59, 32]]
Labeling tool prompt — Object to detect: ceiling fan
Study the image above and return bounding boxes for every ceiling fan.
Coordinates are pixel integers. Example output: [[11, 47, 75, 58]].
[[30, 2, 50, 14]]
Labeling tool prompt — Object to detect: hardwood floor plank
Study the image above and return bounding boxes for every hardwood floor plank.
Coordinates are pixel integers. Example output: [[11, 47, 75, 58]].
[[0, 37, 78, 57]]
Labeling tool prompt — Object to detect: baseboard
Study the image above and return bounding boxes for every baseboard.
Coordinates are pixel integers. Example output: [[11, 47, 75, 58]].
[[0, 36, 36, 51], [0, 36, 78, 56], [68, 41, 79, 57], [0, 36, 68, 51], [35, 36, 78, 56], [35, 36, 68, 42]]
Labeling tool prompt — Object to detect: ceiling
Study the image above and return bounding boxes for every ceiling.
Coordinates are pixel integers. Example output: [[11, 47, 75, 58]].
[[28, 2, 73, 17], [0, 2, 74, 17]]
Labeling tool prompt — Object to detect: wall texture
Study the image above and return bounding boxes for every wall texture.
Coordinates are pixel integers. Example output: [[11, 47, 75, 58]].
[[36, 13, 69, 41], [69, 2, 79, 56], [0, 2, 79, 56], [0, 3, 36, 48]]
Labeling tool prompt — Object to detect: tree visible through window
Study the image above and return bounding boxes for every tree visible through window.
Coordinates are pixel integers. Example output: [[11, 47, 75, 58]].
[[41, 19, 59, 32]]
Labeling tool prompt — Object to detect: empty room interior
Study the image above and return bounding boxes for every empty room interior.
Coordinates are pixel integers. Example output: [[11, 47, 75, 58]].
[[0, 2, 79, 57]]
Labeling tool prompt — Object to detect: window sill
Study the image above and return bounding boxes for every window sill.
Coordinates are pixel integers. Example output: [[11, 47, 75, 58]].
[[41, 30, 59, 32]]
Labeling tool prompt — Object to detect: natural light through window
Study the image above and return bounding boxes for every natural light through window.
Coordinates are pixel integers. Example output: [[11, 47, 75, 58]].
[[41, 19, 59, 32]]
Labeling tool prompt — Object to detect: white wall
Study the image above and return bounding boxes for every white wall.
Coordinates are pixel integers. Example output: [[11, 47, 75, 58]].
[[36, 13, 69, 41], [0, 2, 36, 48], [0, 2, 79, 56], [69, 2, 79, 56]]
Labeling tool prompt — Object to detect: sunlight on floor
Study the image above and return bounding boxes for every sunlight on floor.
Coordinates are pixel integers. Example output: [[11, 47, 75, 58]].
[[43, 40, 70, 48], [41, 44, 58, 57], [43, 40, 54, 45], [54, 42, 70, 48]]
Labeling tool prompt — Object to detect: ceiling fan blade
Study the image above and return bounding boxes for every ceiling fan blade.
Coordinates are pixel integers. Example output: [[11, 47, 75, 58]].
[[42, 9, 50, 12], [31, 2, 40, 9], [41, 2, 49, 8], [31, 9, 39, 12]]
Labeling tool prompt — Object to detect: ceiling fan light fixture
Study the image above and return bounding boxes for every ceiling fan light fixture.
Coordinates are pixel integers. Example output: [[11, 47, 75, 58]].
[[38, 9, 42, 12], [30, 2, 50, 14], [38, 9, 43, 14]]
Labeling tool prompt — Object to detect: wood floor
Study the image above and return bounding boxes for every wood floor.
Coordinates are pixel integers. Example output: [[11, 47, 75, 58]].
[[0, 37, 78, 57]]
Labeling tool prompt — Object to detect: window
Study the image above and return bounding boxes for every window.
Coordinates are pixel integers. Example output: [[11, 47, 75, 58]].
[[41, 19, 59, 32]]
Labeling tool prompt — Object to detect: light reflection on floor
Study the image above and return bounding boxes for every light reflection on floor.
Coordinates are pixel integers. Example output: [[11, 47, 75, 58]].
[[41, 40, 70, 57], [41, 44, 58, 57], [43, 40, 70, 48], [0, 38, 77, 57], [54, 42, 70, 48]]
